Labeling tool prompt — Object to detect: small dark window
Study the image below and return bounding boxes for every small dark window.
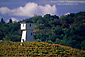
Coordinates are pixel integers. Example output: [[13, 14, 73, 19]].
[[31, 33, 32, 35], [30, 24, 31, 27]]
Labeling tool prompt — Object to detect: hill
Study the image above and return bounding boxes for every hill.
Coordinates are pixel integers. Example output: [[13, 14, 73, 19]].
[[0, 12, 85, 50], [0, 41, 85, 57]]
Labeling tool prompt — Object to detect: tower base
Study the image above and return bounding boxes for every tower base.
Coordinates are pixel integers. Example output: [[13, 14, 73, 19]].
[[21, 30, 34, 42]]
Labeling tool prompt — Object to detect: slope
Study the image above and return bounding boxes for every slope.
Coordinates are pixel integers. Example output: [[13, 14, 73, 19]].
[[0, 41, 85, 57]]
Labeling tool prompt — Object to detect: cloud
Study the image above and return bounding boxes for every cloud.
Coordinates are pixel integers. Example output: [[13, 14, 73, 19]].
[[0, 2, 57, 17], [50, 0, 85, 5], [11, 17, 19, 22], [65, 12, 70, 15], [7, 17, 19, 23], [0, 7, 10, 15]]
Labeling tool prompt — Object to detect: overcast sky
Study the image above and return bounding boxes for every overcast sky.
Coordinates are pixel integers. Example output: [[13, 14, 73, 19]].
[[0, 0, 85, 22]]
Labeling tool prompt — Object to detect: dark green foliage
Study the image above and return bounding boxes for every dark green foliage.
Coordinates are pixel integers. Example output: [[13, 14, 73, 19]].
[[0, 21, 21, 42], [36, 24, 45, 29], [8, 19, 12, 23], [0, 18, 5, 23], [81, 41, 85, 50], [32, 12, 85, 50]]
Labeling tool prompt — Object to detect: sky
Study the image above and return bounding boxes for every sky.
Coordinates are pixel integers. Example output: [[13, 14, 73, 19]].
[[0, 0, 85, 22]]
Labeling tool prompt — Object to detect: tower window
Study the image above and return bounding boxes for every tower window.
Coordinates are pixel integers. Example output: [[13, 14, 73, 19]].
[[30, 24, 31, 27], [31, 33, 32, 35]]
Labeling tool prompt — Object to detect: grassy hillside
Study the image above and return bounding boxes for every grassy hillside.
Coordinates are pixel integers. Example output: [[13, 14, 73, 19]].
[[0, 41, 85, 57]]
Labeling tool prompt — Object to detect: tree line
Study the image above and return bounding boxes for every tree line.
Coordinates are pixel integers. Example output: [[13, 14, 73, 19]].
[[0, 18, 21, 41]]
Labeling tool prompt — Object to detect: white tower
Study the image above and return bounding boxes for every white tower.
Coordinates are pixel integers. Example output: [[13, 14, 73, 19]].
[[21, 23, 35, 42]]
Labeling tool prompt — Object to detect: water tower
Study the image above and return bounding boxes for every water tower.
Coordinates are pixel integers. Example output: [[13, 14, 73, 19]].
[[21, 23, 35, 42]]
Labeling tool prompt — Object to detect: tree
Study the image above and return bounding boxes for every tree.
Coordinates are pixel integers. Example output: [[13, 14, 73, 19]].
[[44, 14, 51, 21], [81, 41, 85, 50], [8, 19, 12, 23], [36, 24, 45, 29], [1, 18, 5, 23]]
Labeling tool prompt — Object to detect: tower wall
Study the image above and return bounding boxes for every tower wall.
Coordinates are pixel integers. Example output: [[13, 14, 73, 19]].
[[21, 31, 26, 42], [26, 30, 34, 41], [21, 23, 34, 30], [26, 24, 34, 30], [21, 23, 34, 42], [21, 30, 34, 42]]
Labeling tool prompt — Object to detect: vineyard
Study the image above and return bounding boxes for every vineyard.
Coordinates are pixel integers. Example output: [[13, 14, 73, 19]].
[[0, 41, 85, 57]]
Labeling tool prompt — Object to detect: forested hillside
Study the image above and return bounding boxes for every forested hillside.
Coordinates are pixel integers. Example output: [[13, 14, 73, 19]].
[[0, 12, 85, 50]]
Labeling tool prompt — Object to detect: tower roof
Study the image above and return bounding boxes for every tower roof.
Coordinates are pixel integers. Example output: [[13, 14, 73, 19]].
[[20, 22, 34, 24]]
